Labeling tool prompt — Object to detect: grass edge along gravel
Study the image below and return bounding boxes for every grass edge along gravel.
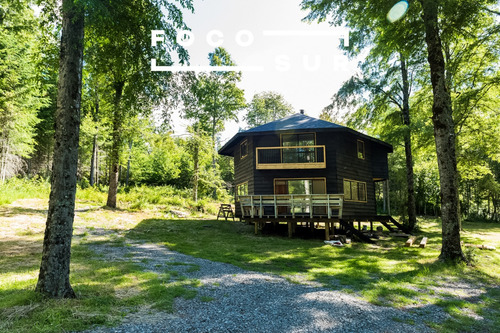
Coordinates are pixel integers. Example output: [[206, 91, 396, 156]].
[[127, 217, 500, 333], [0, 239, 199, 333]]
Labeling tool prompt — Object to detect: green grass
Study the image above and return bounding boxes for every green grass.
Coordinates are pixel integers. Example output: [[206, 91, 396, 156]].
[[128, 217, 500, 332], [0, 240, 199, 333], [0, 178, 229, 217], [1, 191, 499, 332], [0, 177, 51, 205]]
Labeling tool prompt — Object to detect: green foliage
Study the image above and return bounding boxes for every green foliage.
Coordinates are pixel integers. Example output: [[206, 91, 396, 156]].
[[0, 1, 47, 181], [303, 0, 500, 222], [181, 48, 246, 139], [245, 91, 294, 128], [0, 177, 50, 205]]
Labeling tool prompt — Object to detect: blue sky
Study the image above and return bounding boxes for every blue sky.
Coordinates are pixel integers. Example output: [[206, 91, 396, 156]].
[[169, 0, 361, 143]]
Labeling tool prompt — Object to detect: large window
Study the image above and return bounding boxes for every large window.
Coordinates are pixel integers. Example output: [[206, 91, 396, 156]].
[[343, 179, 367, 202], [281, 133, 316, 163], [274, 178, 326, 195]]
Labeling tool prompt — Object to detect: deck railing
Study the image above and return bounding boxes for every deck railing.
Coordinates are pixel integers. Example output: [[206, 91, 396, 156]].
[[238, 194, 343, 219], [255, 145, 326, 169]]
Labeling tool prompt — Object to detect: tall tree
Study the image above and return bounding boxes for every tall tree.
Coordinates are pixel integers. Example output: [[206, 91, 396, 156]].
[[418, 0, 463, 260], [302, 0, 498, 261], [84, 0, 193, 208], [35, 0, 84, 298], [245, 91, 294, 128], [181, 48, 246, 196]]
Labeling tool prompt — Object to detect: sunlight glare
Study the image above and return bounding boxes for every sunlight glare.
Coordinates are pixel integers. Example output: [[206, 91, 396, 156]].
[[387, 1, 409, 23]]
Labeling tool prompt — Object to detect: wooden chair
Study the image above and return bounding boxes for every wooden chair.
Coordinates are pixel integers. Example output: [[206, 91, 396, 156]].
[[217, 204, 234, 221]]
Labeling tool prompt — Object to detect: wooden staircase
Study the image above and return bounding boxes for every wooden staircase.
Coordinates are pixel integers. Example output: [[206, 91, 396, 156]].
[[338, 216, 411, 243], [338, 219, 375, 243], [379, 216, 411, 234]]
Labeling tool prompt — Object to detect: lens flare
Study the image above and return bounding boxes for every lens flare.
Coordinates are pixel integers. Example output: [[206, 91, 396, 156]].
[[387, 1, 409, 23]]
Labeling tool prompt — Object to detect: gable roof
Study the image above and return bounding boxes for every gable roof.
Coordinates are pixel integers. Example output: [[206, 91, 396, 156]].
[[218, 113, 392, 156]]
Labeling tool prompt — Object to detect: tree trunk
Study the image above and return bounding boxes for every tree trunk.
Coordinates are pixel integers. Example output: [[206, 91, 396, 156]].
[[35, 0, 84, 298], [400, 54, 417, 232], [0, 139, 8, 183], [106, 81, 124, 208], [192, 142, 199, 202], [90, 134, 97, 186], [211, 117, 217, 199], [419, 0, 464, 262], [125, 140, 132, 187]]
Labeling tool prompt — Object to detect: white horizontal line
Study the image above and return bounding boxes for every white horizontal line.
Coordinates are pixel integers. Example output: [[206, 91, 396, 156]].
[[151, 60, 264, 72], [262, 30, 348, 37]]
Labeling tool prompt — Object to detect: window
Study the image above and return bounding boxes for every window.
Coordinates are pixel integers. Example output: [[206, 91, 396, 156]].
[[281, 133, 315, 147], [343, 179, 367, 202], [236, 182, 248, 196], [357, 140, 365, 159], [281, 133, 316, 163], [274, 178, 326, 195], [240, 140, 248, 159]]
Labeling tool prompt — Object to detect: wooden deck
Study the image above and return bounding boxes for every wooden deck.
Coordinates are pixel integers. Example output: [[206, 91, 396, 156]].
[[238, 194, 343, 219], [237, 195, 408, 242]]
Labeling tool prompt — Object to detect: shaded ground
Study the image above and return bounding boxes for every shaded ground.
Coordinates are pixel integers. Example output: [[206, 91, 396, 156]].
[[84, 239, 442, 333], [1, 199, 499, 332]]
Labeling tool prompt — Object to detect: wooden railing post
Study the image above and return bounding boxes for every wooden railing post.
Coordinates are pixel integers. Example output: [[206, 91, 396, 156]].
[[250, 195, 254, 218], [259, 195, 263, 218]]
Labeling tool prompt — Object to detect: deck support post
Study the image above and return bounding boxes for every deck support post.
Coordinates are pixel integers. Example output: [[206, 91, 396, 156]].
[[325, 221, 330, 240], [287, 221, 293, 238], [254, 221, 258, 235]]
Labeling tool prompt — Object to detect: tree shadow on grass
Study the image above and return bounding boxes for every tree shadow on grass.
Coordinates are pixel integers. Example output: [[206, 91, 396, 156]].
[[126, 217, 500, 331]]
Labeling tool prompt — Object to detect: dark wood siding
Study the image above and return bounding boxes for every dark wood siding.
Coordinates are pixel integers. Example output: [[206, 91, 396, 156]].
[[234, 136, 254, 216], [228, 129, 390, 219], [372, 145, 390, 180], [252, 132, 339, 195], [335, 132, 377, 217]]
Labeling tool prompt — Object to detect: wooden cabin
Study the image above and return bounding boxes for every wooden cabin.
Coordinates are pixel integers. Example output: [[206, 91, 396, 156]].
[[218, 112, 405, 241]]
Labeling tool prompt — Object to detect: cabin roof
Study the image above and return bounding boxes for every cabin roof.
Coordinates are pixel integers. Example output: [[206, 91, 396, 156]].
[[218, 113, 392, 156], [245, 113, 345, 133]]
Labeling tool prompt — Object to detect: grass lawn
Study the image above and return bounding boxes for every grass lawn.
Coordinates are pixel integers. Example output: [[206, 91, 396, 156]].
[[0, 196, 499, 332]]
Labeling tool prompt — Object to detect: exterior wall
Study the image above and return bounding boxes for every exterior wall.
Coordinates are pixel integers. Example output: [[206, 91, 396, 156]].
[[372, 145, 390, 179], [234, 136, 254, 216], [335, 132, 377, 217], [252, 131, 338, 195], [231, 130, 389, 218]]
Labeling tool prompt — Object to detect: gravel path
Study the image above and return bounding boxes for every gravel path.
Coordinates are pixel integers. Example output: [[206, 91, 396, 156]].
[[84, 238, 446, 333]]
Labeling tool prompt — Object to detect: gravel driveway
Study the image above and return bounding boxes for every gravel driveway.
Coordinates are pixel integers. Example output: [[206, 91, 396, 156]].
[[84, 239, 445, 333]]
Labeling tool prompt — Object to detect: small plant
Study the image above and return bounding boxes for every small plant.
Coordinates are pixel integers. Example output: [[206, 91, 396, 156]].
[[463, 247, 478, 265]]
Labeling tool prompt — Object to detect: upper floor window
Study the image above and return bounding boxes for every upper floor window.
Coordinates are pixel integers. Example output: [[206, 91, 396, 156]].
[[282, 133, 315, 147], [281, 133, 316, 163], [240, 140, 248, 159], [357, 140, 365, 159]]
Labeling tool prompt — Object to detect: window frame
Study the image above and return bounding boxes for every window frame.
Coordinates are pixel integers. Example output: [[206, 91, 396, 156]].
[[343, 178, 367, 202], [240, 139, 248, 159], [273, 177, 327, 195], [357, 139, 365, 160], [236, 182, 248, 198], [280, 132, 317, 164]]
